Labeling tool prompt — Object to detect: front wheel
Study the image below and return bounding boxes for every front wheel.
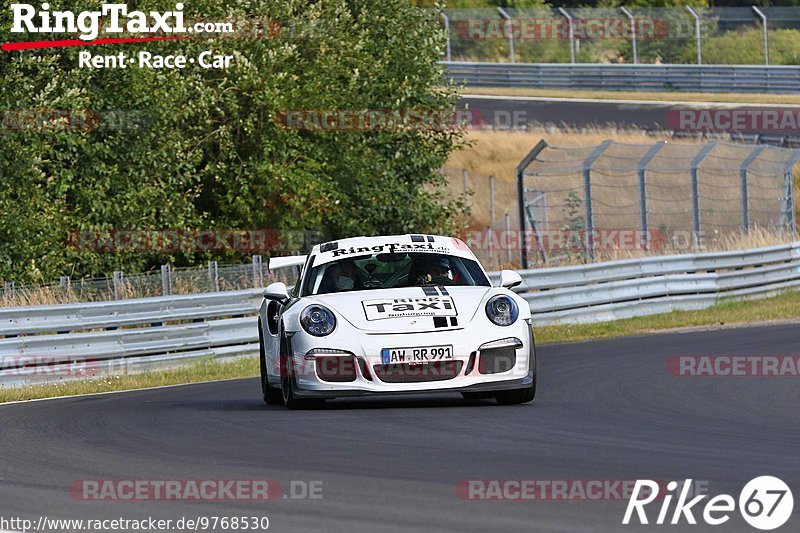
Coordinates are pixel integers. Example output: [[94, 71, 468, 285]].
[[495, 341, 537, 405], [280, 339, 325, 410], [494, 384, 535, 405], [259, 323, 283, 405]]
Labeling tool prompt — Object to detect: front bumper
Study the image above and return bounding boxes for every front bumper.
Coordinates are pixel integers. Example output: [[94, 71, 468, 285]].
[[286, 322, 535, 399]]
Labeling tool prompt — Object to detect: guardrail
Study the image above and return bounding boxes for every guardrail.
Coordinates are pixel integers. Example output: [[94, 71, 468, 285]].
[[490, 242, 800, 325], [0, 290, 263, 387], [2, 243, 800, 386], [444, 62, 800, 93]]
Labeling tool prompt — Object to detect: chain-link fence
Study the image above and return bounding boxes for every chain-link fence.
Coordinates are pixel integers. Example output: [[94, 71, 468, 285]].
[[512, 140, 798, 268], [0, 256, 301, 308], [442, 166, 521, 271], [440, 7, 800, 65]]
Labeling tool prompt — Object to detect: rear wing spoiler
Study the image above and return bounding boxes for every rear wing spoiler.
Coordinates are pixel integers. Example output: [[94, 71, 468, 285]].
[[268, 255, 308, 272]]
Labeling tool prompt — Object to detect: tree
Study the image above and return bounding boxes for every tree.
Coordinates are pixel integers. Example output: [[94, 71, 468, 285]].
[[0, 0, 465, 282]]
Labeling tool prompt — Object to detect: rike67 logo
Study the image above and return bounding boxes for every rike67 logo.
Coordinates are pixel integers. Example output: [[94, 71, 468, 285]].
[[623, 477, 794, 530]]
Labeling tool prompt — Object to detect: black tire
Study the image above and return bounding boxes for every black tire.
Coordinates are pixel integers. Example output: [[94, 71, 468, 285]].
[[280, 336, 325, 410], [495, 335, 537, 405], [494, 384, 535, 405], [259, 321, 283, 406]]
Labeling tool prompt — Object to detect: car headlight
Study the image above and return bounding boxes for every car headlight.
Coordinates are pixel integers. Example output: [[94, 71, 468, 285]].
[[300, 305, 337, 337], [485, 295, 519, 326]]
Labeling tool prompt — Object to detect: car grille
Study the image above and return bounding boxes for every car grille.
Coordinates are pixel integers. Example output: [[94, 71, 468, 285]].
[[315, 355, 357, 382], [372, 361, 464, 383], [478, 347, 516, 374]]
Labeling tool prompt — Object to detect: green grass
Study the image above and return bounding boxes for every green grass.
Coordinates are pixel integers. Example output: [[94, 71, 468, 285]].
[[2, 290, 800, 404], [464, 87, 800, 105], [535, 290, 800, 345], [0, 357, 259, 404]]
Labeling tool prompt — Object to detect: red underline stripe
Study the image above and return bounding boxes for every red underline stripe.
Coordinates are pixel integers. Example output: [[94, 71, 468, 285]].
[[2, 36, 187, 52]]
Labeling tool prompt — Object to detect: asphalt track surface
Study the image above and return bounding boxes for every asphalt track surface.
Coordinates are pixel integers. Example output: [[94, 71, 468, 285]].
[[460, 95, 797, 143], [1, 323, 799, 532]]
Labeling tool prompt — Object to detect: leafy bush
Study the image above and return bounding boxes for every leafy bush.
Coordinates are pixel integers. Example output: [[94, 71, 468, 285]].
[[0, 0, 465, 282]]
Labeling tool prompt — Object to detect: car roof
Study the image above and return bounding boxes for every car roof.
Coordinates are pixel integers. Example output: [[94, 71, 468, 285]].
[[310, 234, 477, 266]]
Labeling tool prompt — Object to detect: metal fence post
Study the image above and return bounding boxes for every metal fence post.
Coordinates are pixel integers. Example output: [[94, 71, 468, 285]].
[[620, 7, 638, 64], [4, 282, 14, 301], [582, 141, 613, 260], [752, 7, 769, 66], [208, 260, 219, 292], [252, 255, 264, 288], [497, 7, 515, 63], [489, 175, 495, 225], [487, 226, 494, 265], [60, 276, 71, 303], [690, 142, 717, 247], [439, 10, 451, 62], [781, 151, 800, 236], [637, 141, 666, 250], [113, 271, 125, 300], [161, 265, 172, 296], [740, 146, 767, 234], [463, 168, 469, 195], [504, 212, 512, 264], [557, 8, 575, 64], [516, 140, 549, 269], [686, 6, 702, 65]]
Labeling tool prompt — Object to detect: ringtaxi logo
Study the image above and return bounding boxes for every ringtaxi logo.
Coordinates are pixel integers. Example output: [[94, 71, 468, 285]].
[[12, 3, 191, 42], [623, 477, 793, 530]]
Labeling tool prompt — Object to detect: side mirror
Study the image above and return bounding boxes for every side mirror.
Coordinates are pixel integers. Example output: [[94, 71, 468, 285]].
[[499, 270, 523, 289], [263, 282, 290, 304]]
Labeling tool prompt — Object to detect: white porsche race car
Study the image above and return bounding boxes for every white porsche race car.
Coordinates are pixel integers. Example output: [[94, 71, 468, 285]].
[[258, 234, 536, 409]]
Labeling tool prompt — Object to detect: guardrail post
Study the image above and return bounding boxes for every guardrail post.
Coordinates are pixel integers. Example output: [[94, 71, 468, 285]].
[[113, 271, 125, 300], [557, 8, 575, 64], [160, 265, 172, 296], [497, 7, 515, 63], [637, 141, 666, 250], [252, 255, 264, 288], [620, 7, 638, 64], [686, 6, 702, 65], [208, 260, 219, 292], [516, 140, 549, 269], [752, 7, 769, 66], [582, 141, 613, 260], [740, 145, 767, 234], [690, 142, 717, 247]]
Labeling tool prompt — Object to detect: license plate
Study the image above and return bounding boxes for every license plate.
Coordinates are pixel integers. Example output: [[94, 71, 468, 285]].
[[381, 345, 454, 365]]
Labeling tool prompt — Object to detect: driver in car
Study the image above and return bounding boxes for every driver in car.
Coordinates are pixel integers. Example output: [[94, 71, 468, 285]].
[[333, 259, 358, 291], [415, 256, 451, 285]]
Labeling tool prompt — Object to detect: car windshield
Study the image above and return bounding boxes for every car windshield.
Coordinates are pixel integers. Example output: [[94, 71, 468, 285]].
[[302, 252, 490, 296]]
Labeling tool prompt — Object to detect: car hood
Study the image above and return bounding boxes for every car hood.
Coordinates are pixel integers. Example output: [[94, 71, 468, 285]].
[[308, 286, 493, 334]]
